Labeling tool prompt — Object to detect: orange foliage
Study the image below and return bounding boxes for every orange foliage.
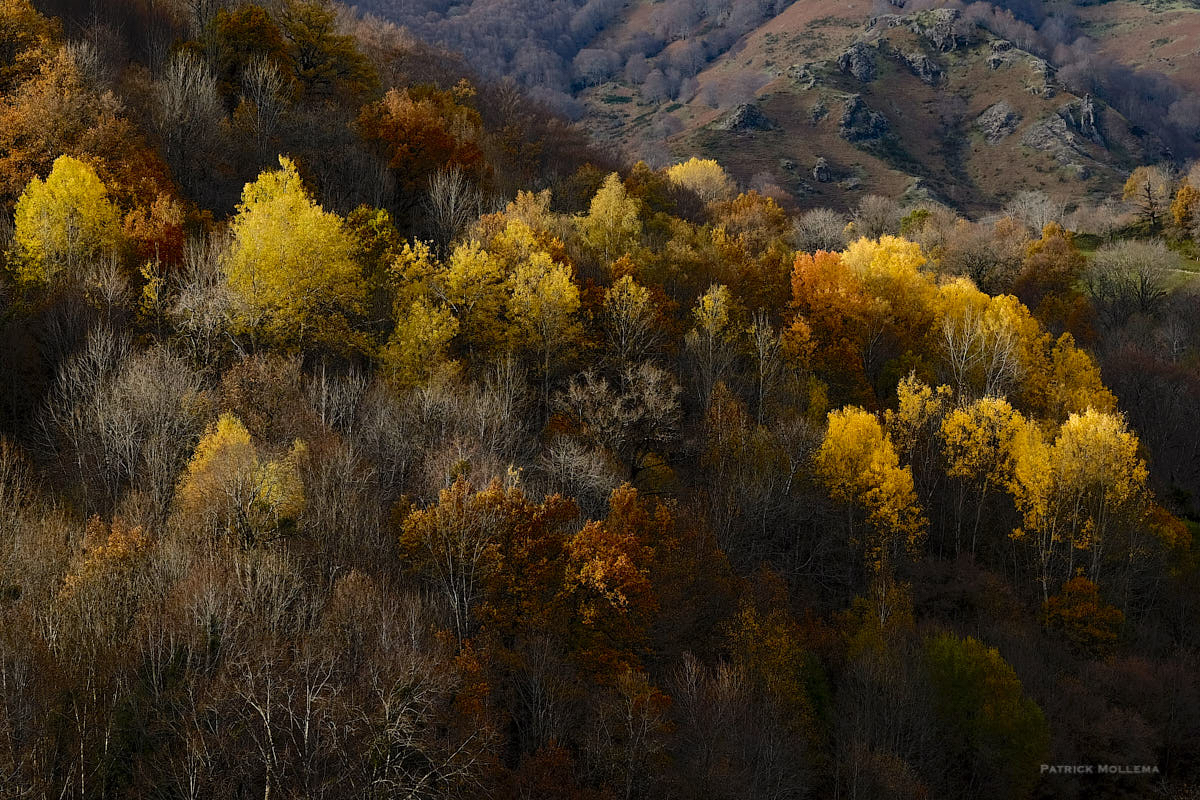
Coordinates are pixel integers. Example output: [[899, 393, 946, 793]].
[[1043, 576, 1125, 657]]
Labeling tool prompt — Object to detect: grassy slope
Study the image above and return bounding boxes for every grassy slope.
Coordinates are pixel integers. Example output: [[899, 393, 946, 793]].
[[1071, 0, 1200, 93], [577, 1, 1168, 215]]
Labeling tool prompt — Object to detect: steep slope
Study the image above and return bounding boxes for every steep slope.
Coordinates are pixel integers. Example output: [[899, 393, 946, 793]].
[[577, 5, 1168, 213]]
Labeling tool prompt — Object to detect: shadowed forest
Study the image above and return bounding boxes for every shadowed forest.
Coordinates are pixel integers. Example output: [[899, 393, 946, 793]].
[[1, 1, 1199, 799]]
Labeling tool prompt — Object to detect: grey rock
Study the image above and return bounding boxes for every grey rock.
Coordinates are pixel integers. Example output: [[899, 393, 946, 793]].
[[810, 102, 829, 123], [837, 42, 877, 82], [902, 51, 943, 84], [1021, 114, 1096, 167], [714, 103, 777, 132], [813, 157, 832, 183], [787, 63, 820, 89], [839, 95, 890, 142], [975, 101, 1021, 143], [1062, 95, 1104, 145], [908, 8, 965, 52]]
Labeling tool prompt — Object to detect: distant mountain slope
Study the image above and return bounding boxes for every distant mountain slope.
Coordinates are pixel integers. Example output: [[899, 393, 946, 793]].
[[581, 4, 1171, 212], [357, 0, 1200, 212]]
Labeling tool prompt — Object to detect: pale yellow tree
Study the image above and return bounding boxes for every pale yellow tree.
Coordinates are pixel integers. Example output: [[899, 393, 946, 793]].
[[884, 374, 951, 503], [382, 297, 460, 389], [603, 275, 660, 367], [685, 283, 739, 407], [433, 239, 506, 357], [1008, 409, 1149, 601], [666, 157, 735, 203], [175, 414, 307, 548], [937, 281, 1029, 400], [507, 249, 582, 393], [1122, 165, 1172, 227], [581, 172, 642, 268], [940, 396, 1027, 555]]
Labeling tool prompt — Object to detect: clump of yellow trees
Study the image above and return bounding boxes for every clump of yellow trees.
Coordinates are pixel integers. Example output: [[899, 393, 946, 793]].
[[801, 237, 1150, 601]]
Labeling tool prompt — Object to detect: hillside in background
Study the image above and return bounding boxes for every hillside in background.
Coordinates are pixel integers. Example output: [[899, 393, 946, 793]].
[[355, 0, 1200, 213]]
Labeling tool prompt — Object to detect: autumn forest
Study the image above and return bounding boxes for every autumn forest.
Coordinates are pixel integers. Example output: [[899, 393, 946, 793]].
[[0, 1, 1199, 799]]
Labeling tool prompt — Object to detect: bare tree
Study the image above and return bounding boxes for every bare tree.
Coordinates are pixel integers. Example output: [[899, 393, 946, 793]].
[[427, 166, 483, 251], [553, 362, 682, 484], [748, 310, 783, 426], [241, 55, 292, 154], [939, 219, 1027, 294], [852, 195, 902, 240], [172, 232, 235, 368], [792, 210, 846, 255], [1004, 190, 1065, 234], [1086, 239, 1175, 328], [154, 50, 224, 198]]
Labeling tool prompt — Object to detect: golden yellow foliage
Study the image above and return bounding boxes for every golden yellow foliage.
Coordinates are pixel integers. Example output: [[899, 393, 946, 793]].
[[175, 413, 306, 547], [665, 157, 734, 203], [60, 516, 151, 600], [581, 172, 641, 267], [224, 156, 365, 347], [13, 155, 122, 282], [1008, 408, 1148, 599], [815, 406, 926, 571], [382, 297, 459, 389]]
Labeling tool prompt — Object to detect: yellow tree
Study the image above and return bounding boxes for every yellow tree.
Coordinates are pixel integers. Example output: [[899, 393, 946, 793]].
[[399, 476, 503, 643], [508, 249, 581, 392], [885, 374, 951, 504], [840, 235, 939, 387], [940, 396, 1026, 555], [433, 239, 507, 358], [685, 283, 739, 407], [815, 406, 926, 573], [224, 156, 365, 348], [175, 413, 306, 549], [1008, 409, 1149, 601], [12, 155, 123, 283], [937, 281, 1030, 400], [1122, 165, 1172, 227], [382, 297, 459, 389], [666, 157, 735, 203], [0, 0, 59, 92], [581, 172, 642, 269], [1171, 181, 1200, 232], [603, 275, 660, 367]]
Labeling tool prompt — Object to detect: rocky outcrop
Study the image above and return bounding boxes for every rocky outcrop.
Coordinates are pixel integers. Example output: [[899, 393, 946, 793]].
[[1021, 113, 1095, 175], [787, 63, 820, 89], [715, 103, 777, 132], [839, 95, 889, 143], [902, 51, 943, 85], [975, 101, 1021, 143], [908, 9, 965, 52], [1062, 95, 1104, 145], [987, 41, 1013, 70], [837, 42, 877, 82], [812, 157, 832, 182]]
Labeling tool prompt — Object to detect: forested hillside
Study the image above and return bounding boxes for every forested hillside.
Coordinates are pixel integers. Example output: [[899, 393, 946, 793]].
[[1, 1, 1200, 799]]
